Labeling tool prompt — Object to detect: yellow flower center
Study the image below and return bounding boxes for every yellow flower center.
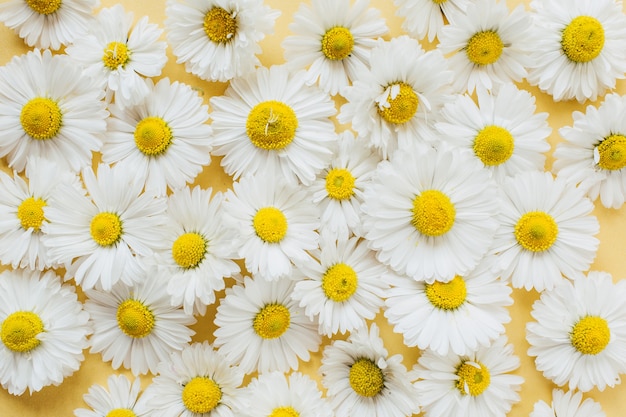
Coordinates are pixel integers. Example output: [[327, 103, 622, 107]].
[[116, 299, 155, 338], [102, 41, 130, 70], [321, 27, 354, 61], [17, 197, 46, 231], [269, 407, 300, 417], [432, 0, 447, 3], [182, 377, 222, 414], [1, 311, 44, 353], [596, 134, 626, 171], [425, 275, 467, 310], [377, 83, 419, 125], [514, 211, 558, 252], [90, 212, 123, 247], [411, 189, 456, 237], [106, 410, 136, 417], [349, 358, 384, 397], [473, 125, 515, 166], [172, 232, 207, 269], [204, 7, 237, 43], [322, 263, 358, 302], [570, 316, 610, 355], [466, 31, 504, 66], [20, 97, 62, 140], [561, 16, 605, 63], [456, 361, 491, 396], [253, 207, 288, 243], [325, 168, 356, 200], [253, 304, 291, 339], [25, 0, 61, 15], [246, 101, 298, 151], [134, 116, 173, 156]]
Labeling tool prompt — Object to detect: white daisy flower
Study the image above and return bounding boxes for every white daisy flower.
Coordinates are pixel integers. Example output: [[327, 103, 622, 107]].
[[362, 144, 499, 283], [0, 49, 108, 173], [436, 84, 551, 183], [223, 174, 319, 281], [210, 65, 337, 185], [213, 276, 321, 375], [0, 0, 98, 50], [165, 0, 280, 82], [0, 269, 90, 396], [554, 93, 626, 209], [320, 323, 420, 417], [43, 162, 168, 291], [65, 4, 167, 110], [526, 271, 626, 392], [413, 336, 524, 417], [437, 0, 533, 94], [528, 0, 626, 102], [292, 236, 391, 337], [84, 275, 196, 376], [281, 0, 388, 96], [530, 388, 606, 417], [393, 0, 469, 43], [490, 171, 600, 292], [103, 77, 213, 196], [74, 374, 150, 417], [338, 35, 453, 158]]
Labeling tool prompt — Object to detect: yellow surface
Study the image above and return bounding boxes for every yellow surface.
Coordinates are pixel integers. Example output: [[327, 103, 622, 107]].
[[1, 0, 626, 416]]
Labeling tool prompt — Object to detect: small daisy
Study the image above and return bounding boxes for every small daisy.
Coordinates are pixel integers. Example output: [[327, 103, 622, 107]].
[[362, 144, 499, 283], [393, 0, 469, 43], [281, 0, 388, 96], [320, 323, 420, 417], [210, 65, 337, 185], [554, 93, 626, 209], [530, 388, 606, 417], [74, 374, 150, 417], [103, 77, 213, 196], [65, 4, 168, 109], [413, 336, 524, 417], [528, 0, 626, 102], [0, 0, 98, 50], [292, 236, 391, 337], [213, 276, 321, 375], [165, 0, 280, 82], [0, 49, 108, 173], [526, 271, 626, 392], [0, 269, 90, 396], [338, 35, 453, 158], [43, 162, 168, 291], [490, 171, 600, 292]]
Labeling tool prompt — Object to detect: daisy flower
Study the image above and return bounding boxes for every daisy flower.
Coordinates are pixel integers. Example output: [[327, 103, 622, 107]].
[[74, 374, 150, 417], [0, 269, 90, 396], [213, 276, 321, 375], [210, 65, 337, 185], [223, 174, 319, 281], [103, 77, 213, 196], [165, 0, 280, 82], [320, 323, 420, 417], [413, 336, 524, 417], [43, 162, 168, 291], [362, 144, 499, 283], [292, 236, 391, 337], [530, 388, 606, 417], [526, 271, 626, 392], [84, 275, 196, 376], [436, 84, 551, 183], [554, 93, 626, 209], [338, 35, 453, 158], [393, 0, 469, 43], [0, 49, 108, 173], [490, 171, 600, 292], [281, 0, 388, 96], [0, 0, 98, 50], [528, 0, 626, 102], [65, 4, 167, 109]]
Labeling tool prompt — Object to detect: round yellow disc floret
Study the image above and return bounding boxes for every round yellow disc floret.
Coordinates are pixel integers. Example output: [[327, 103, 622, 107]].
[[134, 116, 173, 156], [425, 275, 467, 310], [514, 211, 558, 252], [473, 125, 515, 166], [466, 31, 504, 66], [269, 407, 300, 417], [570, 316, 610, 355], [561, 16, 605, 63], [456, 360, 491, 396], [253, 207, 288, 243], [321, 27, 354, 61], [596, 134, 626, 171], [20, 97, 62, 140], [325, 168, 356, 200], [116, 299, 155, 338], [26, 0, 61, 15], [90, 212, 123, 247], [253, 304, 291, 339], [172, 232, 207, 269], [204, 7, 237, 43], [377, 83, 418, 125], [182, 377, 222, 414], [1, 311, 44, 353], [246, 101, 298, 150], [17, 197, 46, 231], [102, 41, 130, 70], [349, 358, 384, 397], [411, 189, 456, 237], [106, 409, 137, 417], [322, 263, 358, 302]]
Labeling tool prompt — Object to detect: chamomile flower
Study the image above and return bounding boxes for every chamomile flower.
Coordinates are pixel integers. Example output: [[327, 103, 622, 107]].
[[165, 0, 280, 82], [210, 65, 337, 185], [0, 0, 98, 50], [103, 77, 213, 196], [554, 93, 626, 209], [526, 272, 626, 392], [528, 0, 626, 102], [213, 276, 321, 375], [0, 269, 90, 396], [84, 275, 196, 376], [43, 163, 168, 291], [413, 336, 524, 417], [530, 388, 606, 417], [281, 0, 388, 96], [320, 323, 420, 417], [74, 374, 150, 417], [65, 4, 167, 109], [362, 144, 499, 283], [338, 36, 453, 158], [490, 171, 600, 292], [292, 236, 391, 337], [393, 0, 469, 43], [0, 49, 108, 173]]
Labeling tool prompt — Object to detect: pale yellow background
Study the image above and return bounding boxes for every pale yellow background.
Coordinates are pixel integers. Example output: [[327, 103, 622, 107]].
[[1, 0, 626, 416]]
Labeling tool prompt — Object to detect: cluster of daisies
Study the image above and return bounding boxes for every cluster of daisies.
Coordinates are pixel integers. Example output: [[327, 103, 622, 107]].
[[1, 0, 626, 416]]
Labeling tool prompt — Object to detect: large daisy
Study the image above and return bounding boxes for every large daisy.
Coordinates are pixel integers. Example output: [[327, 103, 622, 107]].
[[74, 374, 150, 417], [393, 0, 469, 42], [530, 388, 606, 417]]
